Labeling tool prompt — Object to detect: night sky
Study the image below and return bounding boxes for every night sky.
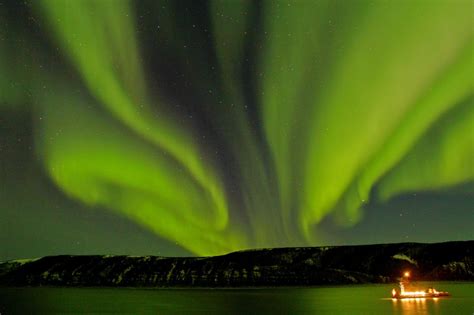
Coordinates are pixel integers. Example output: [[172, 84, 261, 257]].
[[1, 0, 473, 260]]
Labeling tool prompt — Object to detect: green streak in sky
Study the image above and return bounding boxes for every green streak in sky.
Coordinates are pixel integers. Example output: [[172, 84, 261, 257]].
[[258, 0, 473, 239], [338, 43, 473, 226], [260, 0, 338, 239], [36, 79, 245, 255], [1, 0, 472, 255], [378, 96, 474, 200], [35, 0, 234, 255], [211, 0, 286, 247]]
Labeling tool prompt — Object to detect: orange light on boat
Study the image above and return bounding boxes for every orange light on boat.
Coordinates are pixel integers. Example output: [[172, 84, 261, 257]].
[[400, 290, 427, 297], [390, 272, 450, 299]]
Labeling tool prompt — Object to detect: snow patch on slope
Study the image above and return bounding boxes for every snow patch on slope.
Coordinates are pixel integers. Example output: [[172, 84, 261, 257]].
[[392, 254, 418, 266]]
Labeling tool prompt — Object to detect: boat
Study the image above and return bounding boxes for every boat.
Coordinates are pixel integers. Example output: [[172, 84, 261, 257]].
[[391, 271, 450, 299]]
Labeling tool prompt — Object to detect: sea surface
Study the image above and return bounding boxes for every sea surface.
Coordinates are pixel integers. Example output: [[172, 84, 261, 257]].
[[1, 282, 473, 314]]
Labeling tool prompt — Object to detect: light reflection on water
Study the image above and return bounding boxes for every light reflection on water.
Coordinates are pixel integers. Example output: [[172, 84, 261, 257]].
[[0, 282, 472, 314], [391, 297, 441, 315]]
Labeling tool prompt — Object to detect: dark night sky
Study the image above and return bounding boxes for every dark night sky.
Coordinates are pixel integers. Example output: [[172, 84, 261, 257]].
[[0, 0, 473, 260]]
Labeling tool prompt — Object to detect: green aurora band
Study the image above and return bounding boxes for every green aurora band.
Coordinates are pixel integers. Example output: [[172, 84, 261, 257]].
[[1, 0, 472, 255]]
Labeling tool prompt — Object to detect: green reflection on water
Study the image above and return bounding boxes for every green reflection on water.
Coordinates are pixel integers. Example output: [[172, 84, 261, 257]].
[[0, 282, 472, 314]]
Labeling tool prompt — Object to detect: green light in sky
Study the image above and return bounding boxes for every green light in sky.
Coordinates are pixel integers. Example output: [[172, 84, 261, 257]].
[[0, 0, 471, 255]]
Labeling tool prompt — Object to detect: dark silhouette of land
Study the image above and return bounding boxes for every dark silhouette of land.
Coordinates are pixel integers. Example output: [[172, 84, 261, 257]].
[[1, 241, 472, 287]]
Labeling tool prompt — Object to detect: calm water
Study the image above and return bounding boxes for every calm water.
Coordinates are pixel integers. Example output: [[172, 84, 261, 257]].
[[1, 282, 473, 314]]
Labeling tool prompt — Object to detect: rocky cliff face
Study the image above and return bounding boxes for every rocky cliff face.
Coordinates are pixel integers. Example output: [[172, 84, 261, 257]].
[[0, 241, 472, 287]]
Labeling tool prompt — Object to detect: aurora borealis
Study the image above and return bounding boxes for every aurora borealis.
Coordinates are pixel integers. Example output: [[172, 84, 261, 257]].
[[0, 0, 473, 259]]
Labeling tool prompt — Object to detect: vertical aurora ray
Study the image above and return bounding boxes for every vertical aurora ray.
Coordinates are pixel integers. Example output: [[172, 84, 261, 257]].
[[259, 0, 343, 239], [210, 0, 287, 247]]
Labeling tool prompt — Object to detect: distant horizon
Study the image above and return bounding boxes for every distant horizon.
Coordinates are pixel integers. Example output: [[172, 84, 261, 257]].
[[3, 239, 474, 262]]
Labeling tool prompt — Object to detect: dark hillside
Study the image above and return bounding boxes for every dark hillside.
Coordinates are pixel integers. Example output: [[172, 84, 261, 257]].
[[0, 241, 472, 287]]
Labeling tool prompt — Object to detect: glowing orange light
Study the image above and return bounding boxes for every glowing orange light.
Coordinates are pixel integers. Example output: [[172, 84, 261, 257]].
[[390, 271, 450, 299], [400, 290, 427, 297]]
